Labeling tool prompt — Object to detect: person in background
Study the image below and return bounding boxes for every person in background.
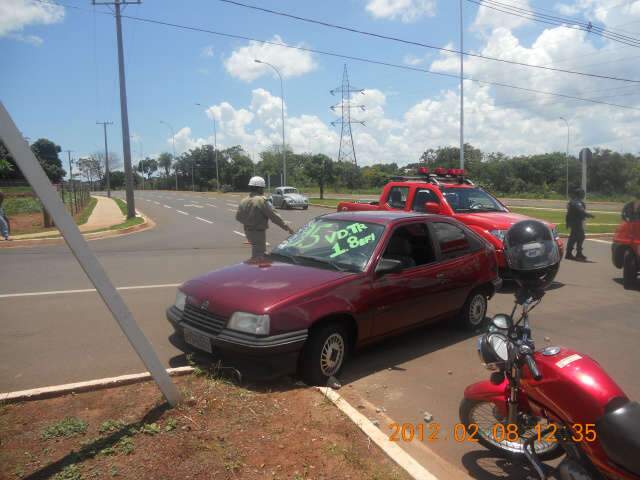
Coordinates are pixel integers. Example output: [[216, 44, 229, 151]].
[[622, 199, 640, 222], [0, 192, 11, 241], [565, 188, 594, 261], [236, 176, 294, 259]]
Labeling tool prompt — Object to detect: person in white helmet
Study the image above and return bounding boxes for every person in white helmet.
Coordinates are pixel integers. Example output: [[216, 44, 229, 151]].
[[236, 176, 295, 259]]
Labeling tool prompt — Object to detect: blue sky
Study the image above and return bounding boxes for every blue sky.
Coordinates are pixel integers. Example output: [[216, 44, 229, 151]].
[[2, 0, 640, 171]]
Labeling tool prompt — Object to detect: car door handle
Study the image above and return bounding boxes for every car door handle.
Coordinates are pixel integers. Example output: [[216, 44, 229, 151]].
[[436, 273, 448, 283]]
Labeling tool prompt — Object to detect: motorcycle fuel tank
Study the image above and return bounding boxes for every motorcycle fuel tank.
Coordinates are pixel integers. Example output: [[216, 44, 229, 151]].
[[522, 346, 628, 426]]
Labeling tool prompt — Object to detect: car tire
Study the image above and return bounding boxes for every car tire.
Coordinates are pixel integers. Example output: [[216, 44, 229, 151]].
[[623, 250, 638, 290], [299, 323, 349, 386], [303, 205, 308, 210], [459, 290, 488, 331]]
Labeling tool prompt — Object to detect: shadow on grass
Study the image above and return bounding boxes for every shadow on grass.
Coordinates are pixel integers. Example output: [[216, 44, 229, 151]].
[[24, 403, 171, 480]]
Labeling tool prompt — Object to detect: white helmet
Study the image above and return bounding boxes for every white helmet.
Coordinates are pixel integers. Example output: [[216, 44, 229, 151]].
[[248, 176, 266, 188]]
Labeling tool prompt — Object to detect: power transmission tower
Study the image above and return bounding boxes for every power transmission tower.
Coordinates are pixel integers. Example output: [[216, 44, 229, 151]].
[[92, 0, 139, 219], [330, 64, 365, 166], [96, 121, 113, 198]]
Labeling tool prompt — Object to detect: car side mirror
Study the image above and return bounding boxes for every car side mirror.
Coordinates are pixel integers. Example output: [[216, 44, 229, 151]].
[[375, 258, 403, 275], [424, 202, 441, 214]]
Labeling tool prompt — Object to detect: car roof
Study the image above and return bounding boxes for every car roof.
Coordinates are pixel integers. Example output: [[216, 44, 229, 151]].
[[321, 210, 444, 225]]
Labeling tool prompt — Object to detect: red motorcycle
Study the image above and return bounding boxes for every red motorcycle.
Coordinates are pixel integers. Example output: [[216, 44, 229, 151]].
[[460, 288, 640, 479]]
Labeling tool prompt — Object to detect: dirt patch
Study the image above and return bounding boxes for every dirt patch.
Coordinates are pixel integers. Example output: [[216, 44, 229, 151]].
[[5, 212, 54, 236], [0, 374, 410, 480]]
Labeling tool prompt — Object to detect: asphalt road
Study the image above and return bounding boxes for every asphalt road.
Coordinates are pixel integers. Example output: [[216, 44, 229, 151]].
[[1, 190, 637, 479]]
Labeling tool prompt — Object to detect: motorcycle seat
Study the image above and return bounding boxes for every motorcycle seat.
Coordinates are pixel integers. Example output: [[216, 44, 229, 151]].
[[596, 399, 640, 476]]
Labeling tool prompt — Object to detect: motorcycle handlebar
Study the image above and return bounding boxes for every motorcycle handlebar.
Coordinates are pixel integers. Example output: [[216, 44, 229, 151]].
[[525, 354, 543, 381]]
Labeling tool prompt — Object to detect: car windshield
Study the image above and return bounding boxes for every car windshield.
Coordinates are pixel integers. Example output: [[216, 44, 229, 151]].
[[271, 218, 385, 272], [283, 188, 297, 194], [441, 187, 507, 213]]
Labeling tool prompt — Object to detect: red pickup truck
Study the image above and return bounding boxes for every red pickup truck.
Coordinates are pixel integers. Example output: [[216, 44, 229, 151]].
[[612, 200, 640, 289], [338, 168, 563, 274]]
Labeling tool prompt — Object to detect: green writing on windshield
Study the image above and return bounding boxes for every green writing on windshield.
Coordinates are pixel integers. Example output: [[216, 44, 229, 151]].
[[330, 232, 376, 258]]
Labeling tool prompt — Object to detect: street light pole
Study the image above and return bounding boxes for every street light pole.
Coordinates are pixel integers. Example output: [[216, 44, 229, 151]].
[[130, 135, 144, 190], [459, 0, 464, 171], [97, 121, 113, 197], [560, 117, 570, 199], [195, 103, 220, 191], [255, 59, 286, 186], [160, 120, 178, 190]]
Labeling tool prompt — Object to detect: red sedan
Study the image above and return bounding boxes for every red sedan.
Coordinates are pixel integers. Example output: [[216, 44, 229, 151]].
[[167, 211, 500, 384]]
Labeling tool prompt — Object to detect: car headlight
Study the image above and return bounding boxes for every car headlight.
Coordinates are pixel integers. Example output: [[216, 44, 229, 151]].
[[174, 290, 187, 311], [228, 312, 270, 335], [489, 229, 507, 242]]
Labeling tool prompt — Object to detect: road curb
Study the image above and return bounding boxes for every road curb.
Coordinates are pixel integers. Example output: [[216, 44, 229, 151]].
[[316, 386, 439, 480], [0, 366, 194, 403], [0, 210, 154, 248]]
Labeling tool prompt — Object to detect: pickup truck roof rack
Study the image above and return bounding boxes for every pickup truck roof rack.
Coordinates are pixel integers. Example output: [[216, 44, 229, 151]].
[[389, 174, 474, 186]]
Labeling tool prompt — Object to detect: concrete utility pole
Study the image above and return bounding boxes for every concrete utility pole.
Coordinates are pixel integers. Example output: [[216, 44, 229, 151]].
[[459, 0, 465, 170], [255, 59, 287, 184], [195, 103, 220, 191], [559, 117, 570, 199], [97, 121, 113, 197], [93, 0, 138, 219], [160, 120, 178, 190]]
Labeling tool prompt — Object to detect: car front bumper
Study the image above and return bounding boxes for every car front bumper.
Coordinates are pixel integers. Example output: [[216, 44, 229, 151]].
[[166, 306, 308, 375]]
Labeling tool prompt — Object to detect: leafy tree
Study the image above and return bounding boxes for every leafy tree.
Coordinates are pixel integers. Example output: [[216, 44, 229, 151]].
[[77, 156, 104, 188], [303, 154, 333, 198], [137, 157, 158, 180], [0, 140, 16, 178], [157, 152, 173, 177], [30, 138, 66, 182], [109, 170, 126, 189]]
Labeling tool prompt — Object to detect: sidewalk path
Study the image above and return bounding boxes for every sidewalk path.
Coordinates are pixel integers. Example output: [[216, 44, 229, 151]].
[[79, 195, 125, 232], [10, 196, 125, 240]]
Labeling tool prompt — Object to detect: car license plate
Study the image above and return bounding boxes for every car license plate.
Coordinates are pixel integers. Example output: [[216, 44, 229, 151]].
[[183, 327, 212, 353]]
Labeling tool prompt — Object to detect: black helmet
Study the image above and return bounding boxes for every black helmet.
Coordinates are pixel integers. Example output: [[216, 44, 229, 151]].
[[504, 220, 560, 291]]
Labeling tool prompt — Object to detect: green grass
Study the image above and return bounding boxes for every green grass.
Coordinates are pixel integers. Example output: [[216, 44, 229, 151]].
[[2, 195, 41, 215], [42, 417, 87, 439], [113, 197, 128, 216], [309, 197, 342, 207], [76, 197, 97, 225]]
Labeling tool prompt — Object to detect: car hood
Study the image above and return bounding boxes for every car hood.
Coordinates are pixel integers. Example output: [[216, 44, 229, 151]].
[[455, 211, 556, 230], [284, 193, 307, 201], [181, 260, 352, 317]]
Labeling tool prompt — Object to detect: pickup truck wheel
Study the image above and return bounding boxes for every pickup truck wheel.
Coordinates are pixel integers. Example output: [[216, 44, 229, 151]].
[[623, 251, 639, 290], [459, 290, 488, 331], [299, 323, 349, 386]]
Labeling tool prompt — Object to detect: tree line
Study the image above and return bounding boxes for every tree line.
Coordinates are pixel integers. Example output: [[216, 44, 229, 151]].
[[2, 139, 638, 200]]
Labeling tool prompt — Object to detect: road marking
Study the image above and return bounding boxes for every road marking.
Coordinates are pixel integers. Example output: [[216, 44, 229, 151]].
[[227, 209, 236, 213], [0, 283, 182, 299], [206, 203, 218, 208], [176, 210, 189, 215], [195, 216, 213, 224], [163, 204, 172, 209], [226, 203, 239, 207], [587, 238, 613, 244], [153, 201, 160, 205], [178, 198, 185, 201], [184, 204, 203, 208], [233, 230, 246, 237]]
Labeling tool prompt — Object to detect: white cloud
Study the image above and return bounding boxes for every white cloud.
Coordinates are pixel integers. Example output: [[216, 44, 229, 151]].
[[223, 35, 317, 82], [556, 0, 640, 29], [365, 0, 436, 22], [201, 45, 214, 58], [0, 0, 64, 42], [403, 54, 425, 66]]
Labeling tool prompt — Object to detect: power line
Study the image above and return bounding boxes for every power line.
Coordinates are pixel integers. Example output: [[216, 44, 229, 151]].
[[117, 13, 640, 112], [468, 0, 640, 48], [32, 0, 640, 111], [216, 0, 640, 83]]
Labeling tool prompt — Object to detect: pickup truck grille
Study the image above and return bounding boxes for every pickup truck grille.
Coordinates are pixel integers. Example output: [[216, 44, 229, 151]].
[[182, 303, 227, 336]]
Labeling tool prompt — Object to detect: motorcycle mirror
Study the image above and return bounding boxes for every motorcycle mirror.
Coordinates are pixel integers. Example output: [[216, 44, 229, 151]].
[[492, 314, 512, 330]]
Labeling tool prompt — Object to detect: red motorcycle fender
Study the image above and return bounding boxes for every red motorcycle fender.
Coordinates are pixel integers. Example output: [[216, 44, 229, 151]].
[[463, 378, 532, 418]]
